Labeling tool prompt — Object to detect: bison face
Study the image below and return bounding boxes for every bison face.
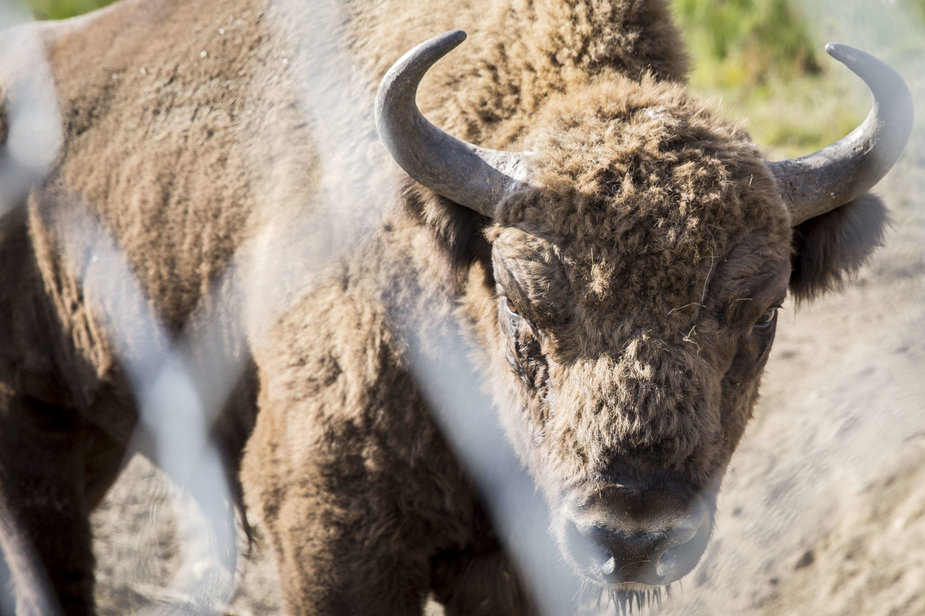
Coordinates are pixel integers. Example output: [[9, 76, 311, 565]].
[[490, 224, 790, 587], [376, 30, 909, 596], [486, 136, 791, 587], [468, 72, 794, 588]]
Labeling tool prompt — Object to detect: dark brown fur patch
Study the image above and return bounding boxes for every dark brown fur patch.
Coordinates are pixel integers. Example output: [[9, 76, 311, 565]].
[[789, 193, 888, 301]]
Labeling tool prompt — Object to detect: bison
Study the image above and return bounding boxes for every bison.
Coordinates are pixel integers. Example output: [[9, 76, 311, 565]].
[[0, 0, 912, 614]]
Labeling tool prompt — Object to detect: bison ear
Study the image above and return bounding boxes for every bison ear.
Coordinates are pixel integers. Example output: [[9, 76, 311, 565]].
[[789, 193, 888, 302]]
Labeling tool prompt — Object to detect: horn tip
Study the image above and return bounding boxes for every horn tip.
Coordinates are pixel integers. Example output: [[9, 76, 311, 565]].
[[435, 29, 468, 50], [824, 42, 863, 66], [415, 30, 468, 67]]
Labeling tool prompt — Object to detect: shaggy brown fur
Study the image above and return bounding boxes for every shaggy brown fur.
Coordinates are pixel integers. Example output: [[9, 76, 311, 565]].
[[0, 0, 889, 614]]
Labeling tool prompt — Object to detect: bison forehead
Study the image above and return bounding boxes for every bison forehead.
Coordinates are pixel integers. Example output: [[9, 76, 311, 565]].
[[493, 77, 789, 336]]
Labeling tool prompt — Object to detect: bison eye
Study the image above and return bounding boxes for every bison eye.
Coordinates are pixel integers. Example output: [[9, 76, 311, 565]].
[[502, 296, 521, 318], [752, 306, 780, 332]]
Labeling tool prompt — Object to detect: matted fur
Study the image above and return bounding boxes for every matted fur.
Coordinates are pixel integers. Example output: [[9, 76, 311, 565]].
[[0, 1, 889, 614]]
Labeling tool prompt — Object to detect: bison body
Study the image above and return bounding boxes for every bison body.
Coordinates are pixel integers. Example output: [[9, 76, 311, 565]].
[[0, 0, 910, 614]]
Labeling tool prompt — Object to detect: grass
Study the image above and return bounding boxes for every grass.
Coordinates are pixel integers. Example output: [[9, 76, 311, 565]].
[[668, 0, 869, 157], [27, 0, 113, 20], [672, 0, 822, 86]]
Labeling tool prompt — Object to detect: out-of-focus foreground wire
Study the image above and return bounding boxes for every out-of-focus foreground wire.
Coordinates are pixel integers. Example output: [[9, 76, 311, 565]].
[[2, 0, 922, 615], [0, 2, 59, 218], [0, 2, 63, 615]]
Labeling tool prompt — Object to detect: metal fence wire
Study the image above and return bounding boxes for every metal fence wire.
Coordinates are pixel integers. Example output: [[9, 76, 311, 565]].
[[1, 0, 923, 615]]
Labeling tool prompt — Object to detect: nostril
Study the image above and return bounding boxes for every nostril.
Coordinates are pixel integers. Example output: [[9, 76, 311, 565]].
[[600, 553, 616, 576], [655, 548, 675, 578], [589, 538, 615, 571], [586, 536, 617, 578], [655, 529, 703, 580], [565, 520, 620, 578]]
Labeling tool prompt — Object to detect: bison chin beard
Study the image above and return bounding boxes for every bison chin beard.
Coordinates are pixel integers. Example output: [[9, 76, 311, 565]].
[[579, 581, 676, 616]]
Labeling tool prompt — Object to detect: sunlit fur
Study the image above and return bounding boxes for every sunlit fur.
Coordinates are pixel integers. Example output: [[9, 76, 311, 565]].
[[0, 0, 888, 614]]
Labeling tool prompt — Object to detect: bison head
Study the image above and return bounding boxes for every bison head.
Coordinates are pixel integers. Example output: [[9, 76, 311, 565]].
[[376, 31, 911, 595]]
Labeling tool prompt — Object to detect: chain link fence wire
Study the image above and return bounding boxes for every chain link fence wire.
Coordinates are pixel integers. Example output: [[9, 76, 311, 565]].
[[1, 0, 923, 614]]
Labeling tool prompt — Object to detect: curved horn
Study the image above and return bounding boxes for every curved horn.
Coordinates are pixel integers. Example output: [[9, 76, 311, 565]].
[[767, 44, 913, 225], [375, 30, 529, 218]]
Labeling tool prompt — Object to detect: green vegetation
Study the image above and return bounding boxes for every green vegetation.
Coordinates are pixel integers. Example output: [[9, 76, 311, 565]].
[[27, 0, 113, 20], [672, 0, 821, 86], [24, 0, 921, 155], [669, 0, 867, 156]]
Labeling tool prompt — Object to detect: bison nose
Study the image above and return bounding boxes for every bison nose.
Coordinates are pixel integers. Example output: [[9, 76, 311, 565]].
[[573, 518, 701, 584], [563, 487, 710, 586]]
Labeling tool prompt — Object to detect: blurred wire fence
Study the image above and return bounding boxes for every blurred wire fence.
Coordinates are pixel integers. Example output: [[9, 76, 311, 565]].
[[0, 0, 922, 615]]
